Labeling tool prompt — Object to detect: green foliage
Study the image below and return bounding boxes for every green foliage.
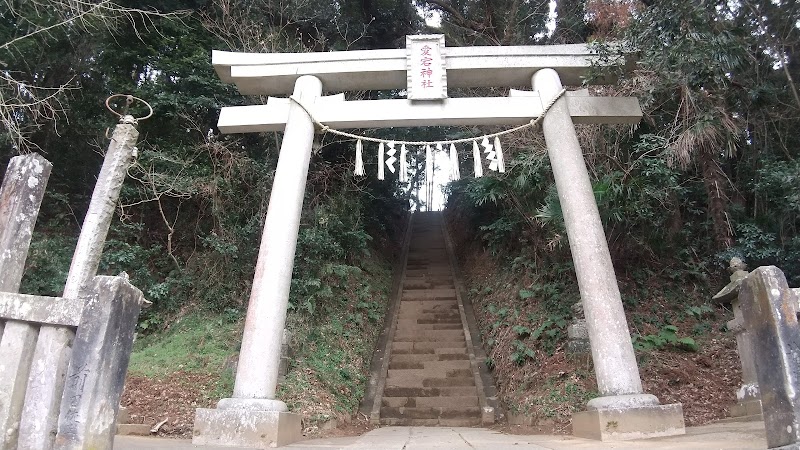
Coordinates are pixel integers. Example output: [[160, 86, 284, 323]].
[[684, 305, 713, 320], [717, 156, 800, 284], [20, 232, 75, 296], [290, 196, 375, 317], [632, 325, 699, 353], [527, 313, 569, 355], [511, 340, 536, 365], [128, 313, 241, 378], [535, 378, 598, 419], [279, 261, 391, 417]]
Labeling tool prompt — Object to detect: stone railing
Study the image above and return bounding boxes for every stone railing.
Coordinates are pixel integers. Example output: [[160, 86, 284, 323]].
[[0, 146, 144, 449], [0, 276, 143, 450], [730, 266, 800, 449]]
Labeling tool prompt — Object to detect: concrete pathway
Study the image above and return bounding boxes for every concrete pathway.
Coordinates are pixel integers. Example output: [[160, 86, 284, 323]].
[[115, 421, 767, 449]]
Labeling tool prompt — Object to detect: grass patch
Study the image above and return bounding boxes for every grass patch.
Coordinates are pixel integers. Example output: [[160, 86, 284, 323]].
[[128, 312, 241, 378]]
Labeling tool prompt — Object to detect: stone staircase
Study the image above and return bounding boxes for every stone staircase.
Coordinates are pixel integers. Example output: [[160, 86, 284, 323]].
[[379, 212, 483, 426]]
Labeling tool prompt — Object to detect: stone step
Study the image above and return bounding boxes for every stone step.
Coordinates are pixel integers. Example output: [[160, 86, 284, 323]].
[[397, 312, 460, 321], [389, 353, 466, 364], [398, 301, 458, 313], [390, 344, 434, 355], [415, 317, 462, 324], [406, 258, 449, 264], [404, 270, 453, 277], [401, 290, 458, 300], [380, 406, 481, 420], [398, 309, 459, 317], [391, 348, 468, 356], [392, 348, 469, 361], [386, 368, 472, 386], [383, 386, 478, 398], [395, 320, 463, 331], [402, 274, 452, 280], [387, 361, 471, 377], [403, 283, 456, 290], [393, 330, 465, 342], [388, 361, 426, 369], [379, 417, 482, 427], [437, 352, 471, 360], [384, 376, 475, 388], [392, 341, 466, 352], [378, 213, 486, 427], [404, 266, 449, 270], [382, 396, 479, 409]]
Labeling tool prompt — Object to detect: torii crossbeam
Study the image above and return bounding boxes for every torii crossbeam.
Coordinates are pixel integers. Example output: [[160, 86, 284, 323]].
[[193, 37, 686, 448]]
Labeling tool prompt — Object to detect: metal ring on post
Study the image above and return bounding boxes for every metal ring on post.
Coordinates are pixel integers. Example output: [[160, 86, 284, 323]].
[[105, 94, 154, 124]]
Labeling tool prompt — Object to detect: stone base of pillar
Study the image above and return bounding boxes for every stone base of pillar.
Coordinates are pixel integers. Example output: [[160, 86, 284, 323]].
[[572, 402, 685, 441], [729, 398, 763, 419], [192, 408, 302, 448]]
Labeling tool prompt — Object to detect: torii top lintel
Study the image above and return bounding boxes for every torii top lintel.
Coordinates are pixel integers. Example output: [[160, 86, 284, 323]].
[[213, 42, 620, 96]]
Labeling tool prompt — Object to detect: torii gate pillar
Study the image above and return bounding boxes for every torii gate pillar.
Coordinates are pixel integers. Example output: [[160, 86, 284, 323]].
[[534, 68, 685, 440], [192, 76, 321, 448]]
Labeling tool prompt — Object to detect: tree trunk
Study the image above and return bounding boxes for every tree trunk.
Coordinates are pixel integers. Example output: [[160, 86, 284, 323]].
[[699, 150, 733, 249], [552, 0, 589, 44]]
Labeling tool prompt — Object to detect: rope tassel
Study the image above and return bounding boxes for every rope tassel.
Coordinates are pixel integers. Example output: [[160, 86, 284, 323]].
[[354, 139, 365, 176], [378, 142, 385, 180], [494, 137, 505, 173], [472, 141, 483, 178], [449, 143, 460, 181], [400, 144, 408, 182], [386, 141, 397, 173]]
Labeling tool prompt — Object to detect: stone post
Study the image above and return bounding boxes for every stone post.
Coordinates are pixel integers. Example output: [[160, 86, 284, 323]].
[[727, 300, 762, 417], [739, 266, 800, 449], [192, 75, 321, 448], [567, 302, 590, 356], [0, 154, 52, 449], [711, 257, 763, 421], [533, 68, 684, 440], [0, 153, 52, 294], [18, 121, 139, 450], [54, 276, 144, 450], [712, 258, 762, 419]]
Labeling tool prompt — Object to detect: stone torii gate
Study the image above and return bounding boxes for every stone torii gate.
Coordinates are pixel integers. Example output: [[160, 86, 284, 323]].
[[193, 36, 686, 447]]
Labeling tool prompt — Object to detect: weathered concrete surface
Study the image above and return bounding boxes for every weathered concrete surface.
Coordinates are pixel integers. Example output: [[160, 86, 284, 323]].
[[193, 76, 319, 448], [739, 266, 800, 449], [533, 67, 643, 401], [533, 68, 685, 440], [64, 123, 139, 297], [729, 399, 763, 419], [0, 292, 84, 326], [18, 123, 139, 450], [214, 43, 622, 95], [192, 409, 302, 448], [0, 153, 52, 294], [218, 95, 642, 133], [230, 75, 321, 405], [572, 403, 685, 441], [54, 276, 143, 450], [567, 303, 590, 355], [116, 421, 770, 450], [0, 152, 52, 450], [0, 321, 39, 450]]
